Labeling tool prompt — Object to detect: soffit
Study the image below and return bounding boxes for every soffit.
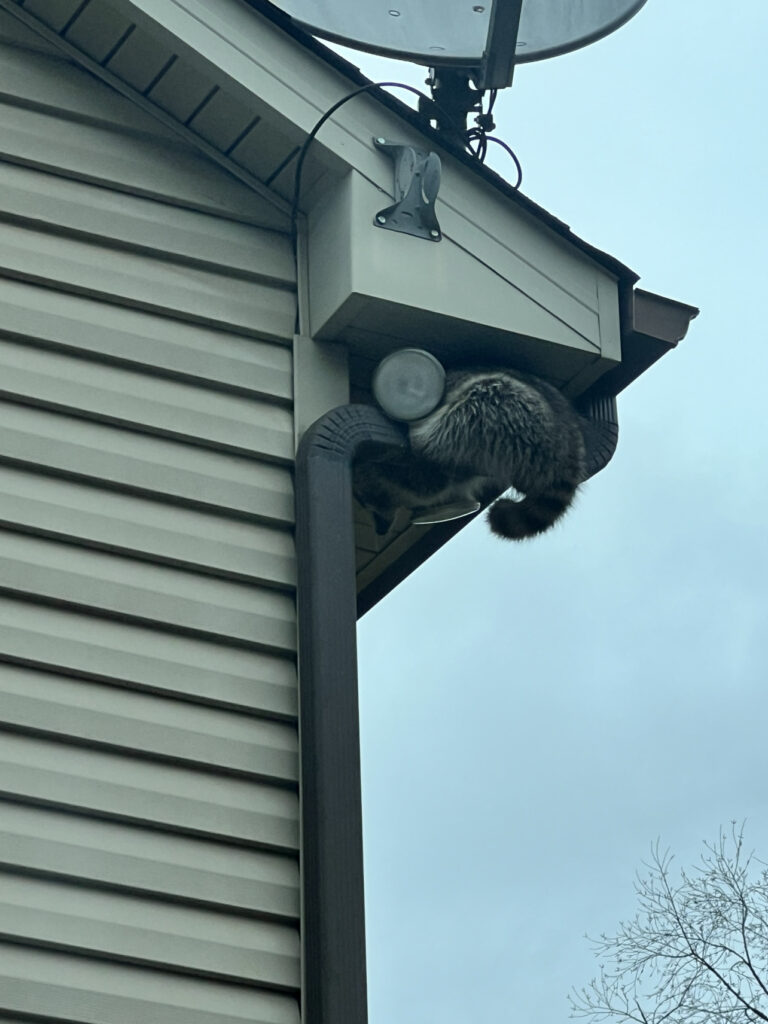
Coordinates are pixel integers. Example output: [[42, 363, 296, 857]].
[[1, 0, 332, 221]]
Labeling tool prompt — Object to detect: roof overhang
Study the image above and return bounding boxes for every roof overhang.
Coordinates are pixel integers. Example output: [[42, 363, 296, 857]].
[[3, 0, 696, 387], [2, 0, 698, 609]]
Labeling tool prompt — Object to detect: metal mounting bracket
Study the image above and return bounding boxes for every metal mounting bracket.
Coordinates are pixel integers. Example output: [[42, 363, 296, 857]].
[[373, 138, 442, 242]]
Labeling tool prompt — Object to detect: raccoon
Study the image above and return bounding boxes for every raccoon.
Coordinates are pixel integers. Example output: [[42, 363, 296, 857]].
[[354, 367, 589, 540]]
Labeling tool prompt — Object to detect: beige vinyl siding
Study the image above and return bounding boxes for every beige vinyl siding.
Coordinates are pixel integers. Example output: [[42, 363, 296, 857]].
[[0, 22, 299, 1024]]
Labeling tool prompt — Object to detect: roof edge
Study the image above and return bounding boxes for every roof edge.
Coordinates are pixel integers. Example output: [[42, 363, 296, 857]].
[[241, 0, 640, 285], [584, 287, 700, 400]]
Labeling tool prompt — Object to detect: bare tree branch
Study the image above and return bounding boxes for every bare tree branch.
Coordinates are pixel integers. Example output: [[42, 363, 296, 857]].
[[570, 826, 768, 1024]]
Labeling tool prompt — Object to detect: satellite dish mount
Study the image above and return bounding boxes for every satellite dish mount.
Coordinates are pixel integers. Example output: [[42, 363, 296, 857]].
[[273, 0, 648, 150]]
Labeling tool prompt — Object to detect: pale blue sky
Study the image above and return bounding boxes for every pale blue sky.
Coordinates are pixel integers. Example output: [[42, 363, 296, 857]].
[[334, 3, 768, 1021]]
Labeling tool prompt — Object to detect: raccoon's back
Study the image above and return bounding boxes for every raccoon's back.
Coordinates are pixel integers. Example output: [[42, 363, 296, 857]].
[[410, 369, 585, 491], [408, 369, 586, 539]]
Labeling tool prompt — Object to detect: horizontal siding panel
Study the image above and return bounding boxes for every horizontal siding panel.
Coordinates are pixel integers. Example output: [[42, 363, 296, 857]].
[[0, 222, 295, 339], [0, 278, 293, 398], [0, 22, 304, 1019], [0, 530, 297, 652], [0, 36, 168, 136], [0, 904, 296, 991], [0, 340, 293, 461], [0, 732, 299, 849], [0, 801, 299, 918], [0, 596, 298, 717], [0, 874, 300, 988], [0, 689, 295, 781], [0, 663, 298, 781], [0, 403, 295, 523], [0, 943, 299, 1024], [0, 99, 286, 227], [0, 463, 296, 587], [0, 161, 295, 286]]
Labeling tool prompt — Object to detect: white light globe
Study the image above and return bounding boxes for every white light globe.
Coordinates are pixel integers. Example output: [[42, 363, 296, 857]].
[[372, 348, 446, 422]]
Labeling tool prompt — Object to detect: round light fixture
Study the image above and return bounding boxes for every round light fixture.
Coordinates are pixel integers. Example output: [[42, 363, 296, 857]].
[[372, 348, 446, 422]]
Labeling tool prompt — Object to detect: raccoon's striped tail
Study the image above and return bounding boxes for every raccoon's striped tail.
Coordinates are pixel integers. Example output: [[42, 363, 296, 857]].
[[487, 480, 578, 540]]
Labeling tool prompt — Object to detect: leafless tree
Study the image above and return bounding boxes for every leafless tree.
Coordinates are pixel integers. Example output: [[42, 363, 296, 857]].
[[570, 824, 768, 1024]]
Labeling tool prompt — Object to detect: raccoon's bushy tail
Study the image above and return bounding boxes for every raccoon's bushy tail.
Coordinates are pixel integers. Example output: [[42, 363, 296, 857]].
[[487, 478, 578, 540]]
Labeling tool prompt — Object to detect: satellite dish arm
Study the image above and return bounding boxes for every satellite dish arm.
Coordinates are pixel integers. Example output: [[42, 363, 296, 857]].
[[478, 0, 525, 89], [420, 0, 525, 152]]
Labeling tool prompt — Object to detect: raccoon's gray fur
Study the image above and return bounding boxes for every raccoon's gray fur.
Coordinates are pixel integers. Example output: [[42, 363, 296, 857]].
[[354, 367, 588, 540]]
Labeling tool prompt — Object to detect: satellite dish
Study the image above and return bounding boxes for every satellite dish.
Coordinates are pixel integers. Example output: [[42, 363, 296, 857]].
[[276, 0, 648, 87], [271, 0, 649, 165]]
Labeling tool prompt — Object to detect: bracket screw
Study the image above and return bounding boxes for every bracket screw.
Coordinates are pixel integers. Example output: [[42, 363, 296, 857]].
[[376, 215, 387, 224], [376, 137, 386, 145], [430, 229, 440, 239]]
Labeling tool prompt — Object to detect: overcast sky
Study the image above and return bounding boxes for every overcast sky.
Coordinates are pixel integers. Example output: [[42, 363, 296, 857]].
[[330, 3, 768, 1021]]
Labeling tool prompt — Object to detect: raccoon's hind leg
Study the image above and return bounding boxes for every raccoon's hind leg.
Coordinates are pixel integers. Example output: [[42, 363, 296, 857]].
[[353, 452, 460, 536]]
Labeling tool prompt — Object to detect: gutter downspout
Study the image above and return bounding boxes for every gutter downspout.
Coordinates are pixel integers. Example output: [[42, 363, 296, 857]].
[[295, 404, 407, 1024], [295, 391, 618, 1022]]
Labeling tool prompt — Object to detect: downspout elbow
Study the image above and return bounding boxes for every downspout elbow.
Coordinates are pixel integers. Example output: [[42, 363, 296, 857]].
[[579, 393, 620, 482]]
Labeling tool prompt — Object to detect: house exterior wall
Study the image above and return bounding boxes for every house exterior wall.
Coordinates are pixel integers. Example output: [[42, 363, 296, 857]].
[[0, 18, 302, 1024]]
